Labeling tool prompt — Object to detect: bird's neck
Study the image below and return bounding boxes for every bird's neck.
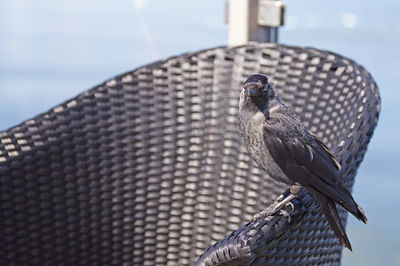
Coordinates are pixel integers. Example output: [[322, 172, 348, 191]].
[[252, 94, 281, 120], [267, 97, 282, 114]]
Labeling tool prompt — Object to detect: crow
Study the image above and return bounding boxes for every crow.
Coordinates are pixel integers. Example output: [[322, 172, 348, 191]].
[[237, 74, 367, 250]]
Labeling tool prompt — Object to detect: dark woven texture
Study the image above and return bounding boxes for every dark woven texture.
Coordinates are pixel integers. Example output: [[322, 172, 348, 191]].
[[0, 43, 380, 265]]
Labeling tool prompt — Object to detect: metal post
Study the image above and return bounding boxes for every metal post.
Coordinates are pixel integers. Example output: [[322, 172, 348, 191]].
[[227, 0, 285, 46]]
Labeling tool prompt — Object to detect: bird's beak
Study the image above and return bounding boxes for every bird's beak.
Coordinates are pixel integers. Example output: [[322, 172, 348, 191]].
[[248, 87, 262, 97]]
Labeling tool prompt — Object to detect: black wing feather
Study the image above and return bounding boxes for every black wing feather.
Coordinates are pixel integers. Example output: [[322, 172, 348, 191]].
[[263, 125, 367, 222], [264, 131, 339, 186]]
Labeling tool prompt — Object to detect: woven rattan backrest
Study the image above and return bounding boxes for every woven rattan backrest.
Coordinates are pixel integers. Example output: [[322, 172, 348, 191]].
[[0, 43, 380, 265]]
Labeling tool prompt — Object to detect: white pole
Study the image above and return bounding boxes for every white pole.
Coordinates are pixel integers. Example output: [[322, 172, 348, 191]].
[[227, 0, 285, 46]]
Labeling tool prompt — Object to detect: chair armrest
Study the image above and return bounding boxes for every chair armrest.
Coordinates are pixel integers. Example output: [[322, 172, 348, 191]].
[[195, 189, 315, 265]]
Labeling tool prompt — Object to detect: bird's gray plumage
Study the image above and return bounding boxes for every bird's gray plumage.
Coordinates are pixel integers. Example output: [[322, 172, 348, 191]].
[[238, 74, 367, 250]]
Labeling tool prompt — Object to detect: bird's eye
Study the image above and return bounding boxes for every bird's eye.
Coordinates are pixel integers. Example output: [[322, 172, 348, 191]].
[[263, 86, 268, 92]]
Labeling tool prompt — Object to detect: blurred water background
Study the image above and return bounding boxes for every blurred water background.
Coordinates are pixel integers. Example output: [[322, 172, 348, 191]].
[[0, 0, 398, 265]]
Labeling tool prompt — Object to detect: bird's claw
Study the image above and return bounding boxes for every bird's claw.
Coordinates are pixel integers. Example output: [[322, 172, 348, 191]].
[[253, 208, 274, 221], [253, 200, 296, 221], [253, 190, 298, 222], [285, 201, 295, 212], [278, 209, 291, 223], [279, 201, 295, 222]]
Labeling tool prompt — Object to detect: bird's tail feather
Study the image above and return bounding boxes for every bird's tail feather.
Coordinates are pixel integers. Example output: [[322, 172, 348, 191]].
[[310, 189, 352, 251], [311, 179, 368, 225], [355, 204, 368, 224], [334, 183, 368, 224], [340, 199, 368, 224], [323, 198, 352, 251]]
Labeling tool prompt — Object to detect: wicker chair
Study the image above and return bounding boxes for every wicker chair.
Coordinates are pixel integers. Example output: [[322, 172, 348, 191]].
[[0, 43, 380, 265]]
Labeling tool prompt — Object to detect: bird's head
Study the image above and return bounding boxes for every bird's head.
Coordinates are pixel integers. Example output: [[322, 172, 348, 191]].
[[239, 74, 281, 116], [243, 74, 273, 98]]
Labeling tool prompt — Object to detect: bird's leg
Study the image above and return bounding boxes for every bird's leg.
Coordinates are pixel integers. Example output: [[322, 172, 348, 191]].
[[273, 183, 302, 212], [253, 183, 302, 221]]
